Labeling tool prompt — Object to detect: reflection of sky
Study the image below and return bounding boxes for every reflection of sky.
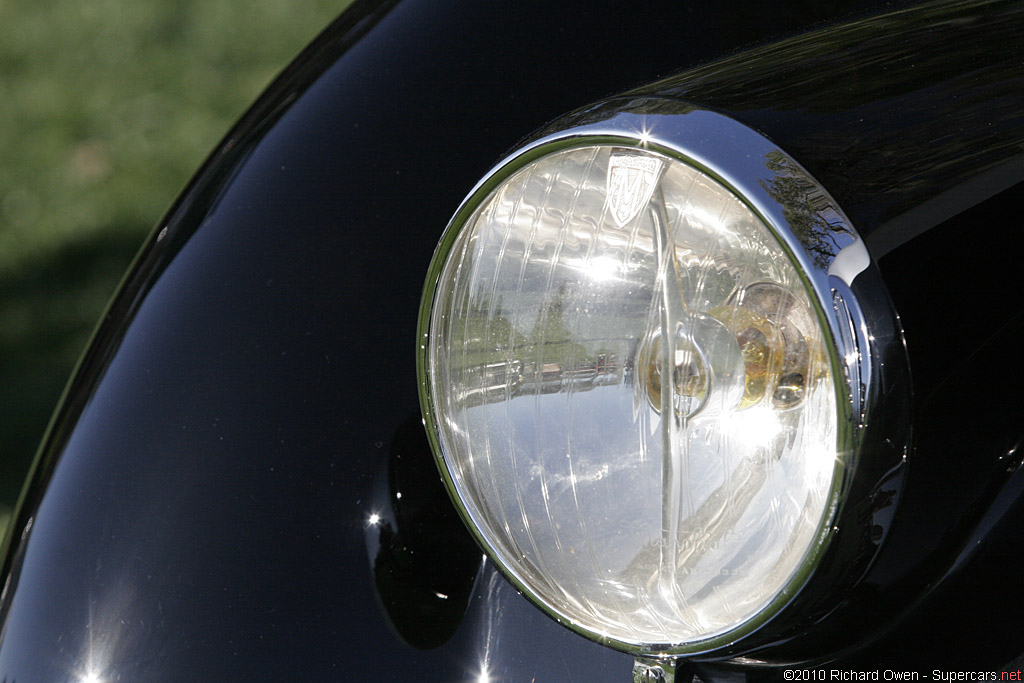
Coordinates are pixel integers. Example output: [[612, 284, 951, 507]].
[[454, 377, 836, 643], [465, 385, 741, 570]]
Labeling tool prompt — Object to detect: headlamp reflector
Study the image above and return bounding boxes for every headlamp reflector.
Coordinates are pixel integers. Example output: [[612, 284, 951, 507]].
[[422, 142, 840, 651]]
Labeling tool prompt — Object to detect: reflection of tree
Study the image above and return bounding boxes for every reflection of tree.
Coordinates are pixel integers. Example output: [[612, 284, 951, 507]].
[[453, 283, 627, 405], [760, 150, 848, 270], [456, 290, 526, 367], [524, 283, 589, 368]]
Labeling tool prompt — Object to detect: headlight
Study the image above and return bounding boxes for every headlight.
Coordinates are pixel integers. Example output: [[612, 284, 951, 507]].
[[418, 102, 867, 655]]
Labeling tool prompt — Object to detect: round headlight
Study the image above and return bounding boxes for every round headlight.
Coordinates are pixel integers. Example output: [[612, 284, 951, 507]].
[[419, 106, 860, 654]]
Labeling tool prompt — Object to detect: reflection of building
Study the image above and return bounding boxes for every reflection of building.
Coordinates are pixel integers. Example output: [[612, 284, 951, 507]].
[[452, 287, 641, 407], [455, 353, 627, 406], [456, 360, 524, 405], [522, 352, 625, 397]]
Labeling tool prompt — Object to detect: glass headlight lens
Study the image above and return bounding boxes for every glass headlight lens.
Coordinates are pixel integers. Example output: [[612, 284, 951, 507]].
[[421, 142, 841, 651]]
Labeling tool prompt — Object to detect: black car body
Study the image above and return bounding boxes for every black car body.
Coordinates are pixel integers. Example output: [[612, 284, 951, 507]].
[[2, 0, 1023, 679]]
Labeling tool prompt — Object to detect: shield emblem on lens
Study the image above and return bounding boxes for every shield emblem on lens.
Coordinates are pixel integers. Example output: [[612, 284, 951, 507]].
[[606, 153, 663, 227]]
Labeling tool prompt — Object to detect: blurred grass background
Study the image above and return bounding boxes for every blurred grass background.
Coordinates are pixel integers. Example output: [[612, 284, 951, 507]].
[[0, 0, 352, 536]]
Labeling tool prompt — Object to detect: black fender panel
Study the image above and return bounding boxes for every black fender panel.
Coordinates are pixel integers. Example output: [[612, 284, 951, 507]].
[[2, 0, 1021, 678]]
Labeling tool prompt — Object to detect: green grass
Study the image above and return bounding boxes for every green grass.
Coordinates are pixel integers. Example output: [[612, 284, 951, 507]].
[[0, 0, 352, 533]]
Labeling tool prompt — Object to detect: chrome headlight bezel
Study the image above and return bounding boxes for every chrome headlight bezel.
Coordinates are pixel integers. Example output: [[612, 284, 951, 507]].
[[417, 98, 872, 656]]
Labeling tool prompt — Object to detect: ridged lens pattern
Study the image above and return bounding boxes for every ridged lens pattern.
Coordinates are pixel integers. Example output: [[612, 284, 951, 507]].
[[427, 145, 837, 648]]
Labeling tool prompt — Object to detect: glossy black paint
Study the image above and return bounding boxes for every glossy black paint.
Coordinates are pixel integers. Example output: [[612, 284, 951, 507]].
[[1, 0, 1022, 678], [367, 415, 482, 649]]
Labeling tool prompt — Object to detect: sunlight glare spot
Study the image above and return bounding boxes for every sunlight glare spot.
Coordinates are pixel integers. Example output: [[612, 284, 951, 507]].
[[638, 123, 653, 147]]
